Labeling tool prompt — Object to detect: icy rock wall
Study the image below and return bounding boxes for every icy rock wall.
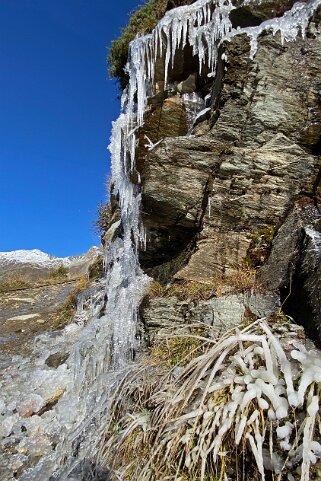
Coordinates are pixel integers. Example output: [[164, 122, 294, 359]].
[[5, 1, 321, 480]]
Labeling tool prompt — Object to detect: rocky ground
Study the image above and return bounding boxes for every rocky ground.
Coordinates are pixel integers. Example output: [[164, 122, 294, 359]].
[[0, 249, 105, 480], [0, 280, 77, 364]]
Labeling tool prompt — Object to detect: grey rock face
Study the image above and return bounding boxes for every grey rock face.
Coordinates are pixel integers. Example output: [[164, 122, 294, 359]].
[[230, 0, 309, 27], [139, 11, 321, 284], [259, 204, 321, 344], [130, 5, 321, 341], [143, 292, 279, 342], [140, 137, 218, 271]]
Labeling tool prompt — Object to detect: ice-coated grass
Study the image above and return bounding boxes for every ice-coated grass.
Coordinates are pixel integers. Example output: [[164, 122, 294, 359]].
[[101, 320, 321, 481]]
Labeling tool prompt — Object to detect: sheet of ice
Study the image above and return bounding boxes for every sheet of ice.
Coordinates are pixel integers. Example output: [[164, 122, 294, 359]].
[[182, 92, 206, 128]]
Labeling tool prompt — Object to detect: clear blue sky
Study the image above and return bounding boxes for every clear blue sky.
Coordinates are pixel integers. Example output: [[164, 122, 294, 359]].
[[0, 0, 139, 257]]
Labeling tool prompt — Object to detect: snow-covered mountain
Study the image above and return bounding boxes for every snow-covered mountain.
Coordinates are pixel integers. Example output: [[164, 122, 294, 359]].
[[0, 246, 102, 281]]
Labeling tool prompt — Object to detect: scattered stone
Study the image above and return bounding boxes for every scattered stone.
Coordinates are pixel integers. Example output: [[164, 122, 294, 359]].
[[45, 352, 69, 369]]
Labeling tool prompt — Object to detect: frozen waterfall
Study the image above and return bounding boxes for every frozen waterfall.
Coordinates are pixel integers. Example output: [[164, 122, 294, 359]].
[[1, 0, 321, 480]]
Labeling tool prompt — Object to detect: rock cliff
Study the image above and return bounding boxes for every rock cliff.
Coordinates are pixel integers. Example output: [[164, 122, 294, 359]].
[[107, 0, 321, 345], [103, 2, 321, 477]]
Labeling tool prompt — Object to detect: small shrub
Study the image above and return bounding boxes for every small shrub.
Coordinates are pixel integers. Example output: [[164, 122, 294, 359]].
[[245, 225, 276, 268], [49, 265, 68, 280], [94, 202, 113, 237]]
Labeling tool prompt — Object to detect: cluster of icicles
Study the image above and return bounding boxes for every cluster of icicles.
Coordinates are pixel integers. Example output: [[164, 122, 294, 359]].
[[126, 0, 321, 127], [17, 0, 321, 480]]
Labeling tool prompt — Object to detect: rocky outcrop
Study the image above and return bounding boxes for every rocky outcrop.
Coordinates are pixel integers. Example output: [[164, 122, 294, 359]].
[[138, 12, 321, 282], [231, 0, 309, 26], [143, 291, 280, 342], [116, 2, 321, 344]]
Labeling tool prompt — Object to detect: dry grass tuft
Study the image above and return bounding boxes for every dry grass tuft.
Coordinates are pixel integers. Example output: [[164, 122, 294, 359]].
[[147, 267, 259, 302], [0, 275, 32, 292], [151, 334, 205, 368], [99, 319, 321, 481], [52, 276, 90, 329], [0, 271, 81, 293]]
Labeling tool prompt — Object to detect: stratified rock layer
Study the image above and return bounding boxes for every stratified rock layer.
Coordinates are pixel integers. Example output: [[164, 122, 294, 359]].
[[138, 8, 321, 282]]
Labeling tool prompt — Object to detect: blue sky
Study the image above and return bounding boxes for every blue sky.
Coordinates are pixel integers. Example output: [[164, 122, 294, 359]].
[[0, 0, 139, 257]]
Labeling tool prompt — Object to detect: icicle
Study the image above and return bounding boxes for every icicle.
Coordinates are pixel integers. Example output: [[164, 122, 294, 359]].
[[228, 0, 321, 59]]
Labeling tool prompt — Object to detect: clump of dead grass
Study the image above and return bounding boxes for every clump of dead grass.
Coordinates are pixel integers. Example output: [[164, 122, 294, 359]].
[[52, 276, 90, 329], [0, 271, 83, 293], [99, 319, 321, 481], [147, 266, 259, 302], [151, 334, 205, 368], [0, 275, 32, 292]]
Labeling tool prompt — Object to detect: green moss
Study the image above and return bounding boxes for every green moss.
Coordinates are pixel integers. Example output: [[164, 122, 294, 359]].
[[245, 225, 276, 268], [108, 0, 196, 89]]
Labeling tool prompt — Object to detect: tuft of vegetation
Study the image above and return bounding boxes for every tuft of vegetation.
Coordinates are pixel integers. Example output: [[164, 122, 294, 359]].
[[0, 276, 32, 292], [49, 265, 69, 280], [88, 255, 105, 280], [151, 334, 204, 368], [53, 277, 89, 329], [146, 266, 259, 302], [94, 201, 113, 237], [108, 0, 195, 89], [101, 319, 321, 481], [245, 225, 276, 268]]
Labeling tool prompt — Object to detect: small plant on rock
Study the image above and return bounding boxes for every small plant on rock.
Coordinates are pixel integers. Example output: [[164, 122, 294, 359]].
[[108, 0, 195, 89], [94, 201, 113, 237], [49, 265, 68, 280]]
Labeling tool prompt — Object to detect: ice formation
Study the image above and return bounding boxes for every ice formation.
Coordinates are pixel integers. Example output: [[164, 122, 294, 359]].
[[120, 321, 321, 481], [229, 0, 321, 59], [1, 0, 321, 480]]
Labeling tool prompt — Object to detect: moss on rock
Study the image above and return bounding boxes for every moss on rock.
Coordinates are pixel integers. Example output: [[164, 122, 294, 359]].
[[108, 0, 196, 89]]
